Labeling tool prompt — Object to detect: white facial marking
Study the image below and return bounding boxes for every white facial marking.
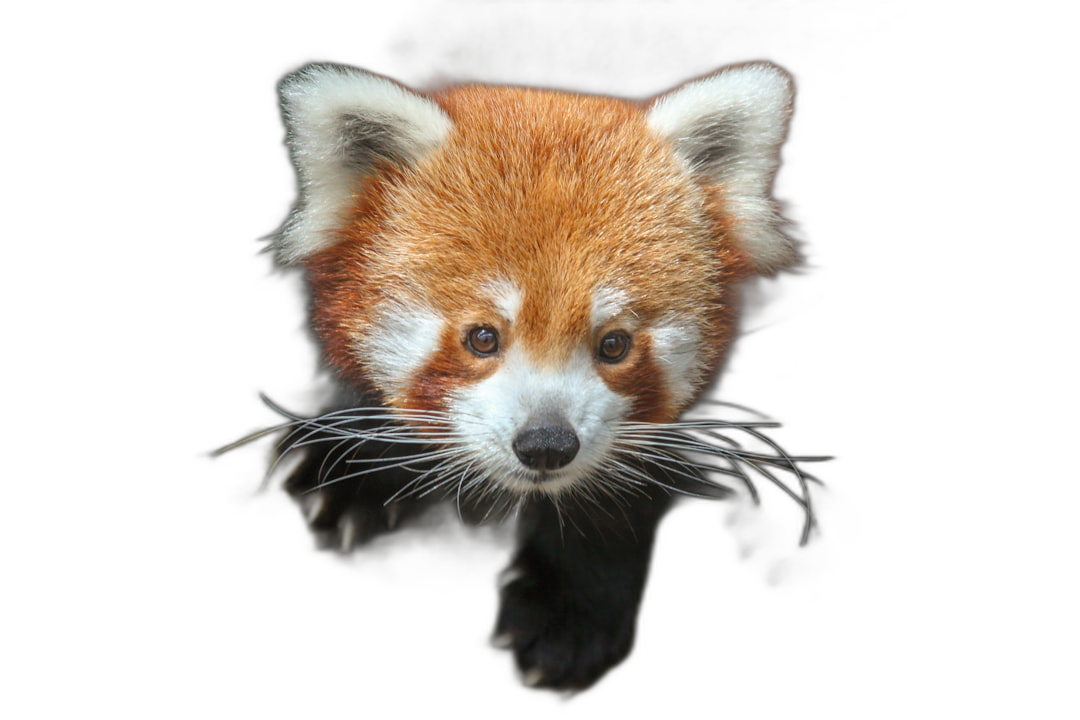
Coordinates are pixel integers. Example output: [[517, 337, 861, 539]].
[[649, 314, 704, 409], [484, 279, 523, 324], [590, 285, 630, 330], [448, 346, 631, 495], [362, 300, 444, 399]]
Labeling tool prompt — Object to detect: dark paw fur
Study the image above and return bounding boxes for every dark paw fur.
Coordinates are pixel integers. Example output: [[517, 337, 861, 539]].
[[283, 434, 432, 552], [493, 558, 637, 690]]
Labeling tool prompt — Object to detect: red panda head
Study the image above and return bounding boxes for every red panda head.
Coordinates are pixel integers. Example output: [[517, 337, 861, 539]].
[[275, 63, 796, 495]]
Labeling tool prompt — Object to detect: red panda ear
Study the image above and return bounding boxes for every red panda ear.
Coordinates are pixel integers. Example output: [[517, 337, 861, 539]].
[[274, 63, 453, 264], [647, 64, 799, 274]]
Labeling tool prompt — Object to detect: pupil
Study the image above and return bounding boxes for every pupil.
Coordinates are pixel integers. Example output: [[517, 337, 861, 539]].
[[469, 326, 498, 355], [600, 331, 629, 362]]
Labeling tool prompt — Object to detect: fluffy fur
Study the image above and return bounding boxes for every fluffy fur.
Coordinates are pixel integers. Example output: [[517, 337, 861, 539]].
[[233, 61, 823, 691]]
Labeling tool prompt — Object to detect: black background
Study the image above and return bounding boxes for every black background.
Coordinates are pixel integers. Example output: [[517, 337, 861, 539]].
[[141, 1, 1028, 716]]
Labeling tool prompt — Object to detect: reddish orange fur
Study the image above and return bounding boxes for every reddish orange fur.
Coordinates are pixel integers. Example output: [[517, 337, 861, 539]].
[[305, 85, 750, 418]]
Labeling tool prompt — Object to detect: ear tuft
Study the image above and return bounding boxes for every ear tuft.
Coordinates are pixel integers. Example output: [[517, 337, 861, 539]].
[[648, 64, 798, 274], [274, 63, 453, 264]]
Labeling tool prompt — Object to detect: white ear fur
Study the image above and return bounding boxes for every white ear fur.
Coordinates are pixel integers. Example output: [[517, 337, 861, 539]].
[[647, 64, 798, 273], [275, 63, 453, 263]]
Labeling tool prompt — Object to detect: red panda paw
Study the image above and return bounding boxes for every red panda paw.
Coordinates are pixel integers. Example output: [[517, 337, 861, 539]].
[[492, 556, 639, 691], [490, 492, 667, 690], [283, 443, 432, 553]]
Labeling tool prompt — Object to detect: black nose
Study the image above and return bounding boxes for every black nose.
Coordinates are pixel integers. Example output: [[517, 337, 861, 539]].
[[512, 423, 580, 471]]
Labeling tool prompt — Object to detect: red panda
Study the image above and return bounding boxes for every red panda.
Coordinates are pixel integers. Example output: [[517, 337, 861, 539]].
[[244, 61, 819, 691]]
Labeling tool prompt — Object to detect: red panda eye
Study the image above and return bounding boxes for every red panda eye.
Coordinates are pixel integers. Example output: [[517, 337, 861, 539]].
[[597, 331, 631, 363], [466, 326, 499, 356]]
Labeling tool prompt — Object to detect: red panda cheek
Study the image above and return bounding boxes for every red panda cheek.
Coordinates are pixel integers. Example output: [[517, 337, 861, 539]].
[[596, 334, 676, 424], [403, 325, 504, 413]]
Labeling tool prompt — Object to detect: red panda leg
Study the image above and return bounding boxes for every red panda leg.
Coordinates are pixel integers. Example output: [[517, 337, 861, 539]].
[[492, 496, 673, 699]]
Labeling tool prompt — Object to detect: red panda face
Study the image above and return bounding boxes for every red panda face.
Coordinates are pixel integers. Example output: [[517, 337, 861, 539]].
[[278, 65, 795, 496]]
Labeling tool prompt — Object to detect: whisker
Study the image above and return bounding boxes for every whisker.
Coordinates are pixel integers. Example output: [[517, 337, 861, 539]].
[[221, 394, 829, 547], [614, 416, 829, 545]]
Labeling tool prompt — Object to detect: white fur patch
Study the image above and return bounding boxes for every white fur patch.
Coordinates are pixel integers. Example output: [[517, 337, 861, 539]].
[[362, 300, 444, 400], [483, 279, 523, 324], [275, 64, 453, 263], [649, 315, 704, 409], [647, 64, 796, 273], [448, 346, 630, 495], [590, 285, 631, 330]]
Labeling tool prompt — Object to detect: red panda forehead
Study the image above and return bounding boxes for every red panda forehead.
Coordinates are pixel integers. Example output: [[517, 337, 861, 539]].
[[428, 86, 701, 219]]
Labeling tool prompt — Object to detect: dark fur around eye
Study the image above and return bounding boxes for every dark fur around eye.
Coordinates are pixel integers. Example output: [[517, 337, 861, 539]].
[[467, 325, 500, 356], [597, 331, 631, 363]]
